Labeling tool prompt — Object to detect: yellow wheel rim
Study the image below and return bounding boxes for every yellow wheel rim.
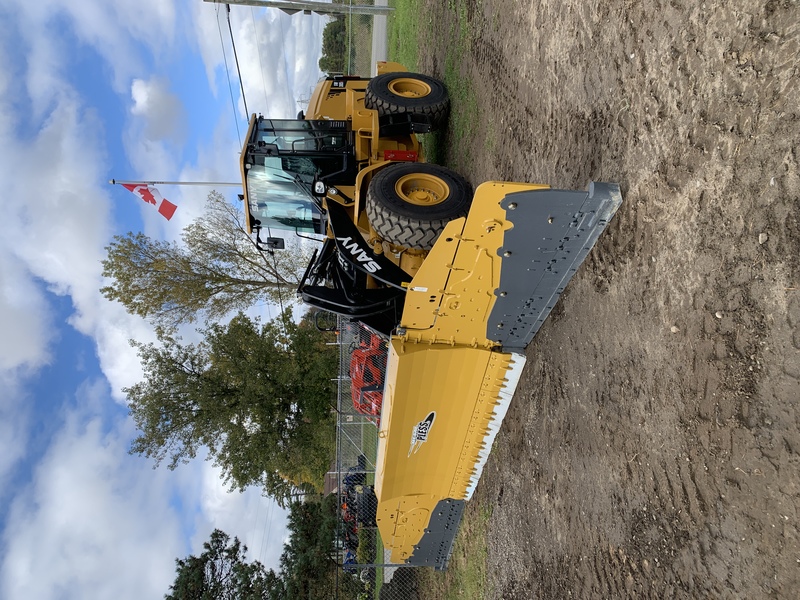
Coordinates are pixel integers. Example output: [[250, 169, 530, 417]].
[[387, 78, 431, 98], [395, 173, 449, 206]]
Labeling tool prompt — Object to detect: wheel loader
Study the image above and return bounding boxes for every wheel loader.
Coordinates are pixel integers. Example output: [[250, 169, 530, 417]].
[[240, 62, 622, 570]]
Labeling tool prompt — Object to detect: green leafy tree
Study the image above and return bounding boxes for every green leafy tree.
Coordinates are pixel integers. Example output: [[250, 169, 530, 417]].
[[166, 529, 281, 600], [318, 17, 347, 74], [278, 495, 364, 600], [101, 190, 307, 327], [280, 495, 340, 599], [127, 310, 337, 506], [167, 499, 354, 600]]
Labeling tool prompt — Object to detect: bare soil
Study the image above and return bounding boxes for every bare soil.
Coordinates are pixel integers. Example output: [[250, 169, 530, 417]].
[[419, 1, 800, 597]]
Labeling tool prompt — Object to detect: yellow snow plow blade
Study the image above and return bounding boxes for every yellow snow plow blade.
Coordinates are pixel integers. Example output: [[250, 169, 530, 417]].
[[374, 340, 523, 565], [374, 181, 623, 568]]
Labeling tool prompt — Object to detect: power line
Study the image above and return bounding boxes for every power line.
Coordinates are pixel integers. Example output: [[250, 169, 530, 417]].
[[216, 4, 242, 146], [226, 5, 250, 118], [266, 227, 290, 330], [258, 496, 275, 565]]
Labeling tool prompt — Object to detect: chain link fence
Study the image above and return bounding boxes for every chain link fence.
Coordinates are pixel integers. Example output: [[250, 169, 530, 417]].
[[319, 0, 386, 78], [315, 4, 423, 596], [342, 2, 375, 77], [330, 319, 422, 599]]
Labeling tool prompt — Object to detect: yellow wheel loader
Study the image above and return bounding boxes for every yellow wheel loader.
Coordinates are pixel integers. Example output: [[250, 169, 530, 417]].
[[240, 63, 622, 570]]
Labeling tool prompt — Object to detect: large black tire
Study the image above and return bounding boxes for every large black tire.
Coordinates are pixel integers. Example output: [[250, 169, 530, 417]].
[[364, 72, 450, 130], [366, 163, 472, 251]]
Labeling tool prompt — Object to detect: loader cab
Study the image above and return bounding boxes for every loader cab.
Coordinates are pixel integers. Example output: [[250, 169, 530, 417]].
[[241, 115, 357, 235]]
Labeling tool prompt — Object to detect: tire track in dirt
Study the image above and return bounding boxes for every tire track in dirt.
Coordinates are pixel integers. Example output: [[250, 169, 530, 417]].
[[419, 0, 800, 597]]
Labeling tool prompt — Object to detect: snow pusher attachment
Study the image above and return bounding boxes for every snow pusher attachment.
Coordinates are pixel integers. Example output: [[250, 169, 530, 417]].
[[374, 181, 623, 569]]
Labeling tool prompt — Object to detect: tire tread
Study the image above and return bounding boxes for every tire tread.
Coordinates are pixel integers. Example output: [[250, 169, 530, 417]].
[[364, 73, 450, 130], [365, 164, 472, 251]]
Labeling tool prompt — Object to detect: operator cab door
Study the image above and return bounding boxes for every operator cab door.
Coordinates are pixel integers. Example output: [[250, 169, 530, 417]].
[[251, 118, 356, 187], [243, 118, 356, 235]]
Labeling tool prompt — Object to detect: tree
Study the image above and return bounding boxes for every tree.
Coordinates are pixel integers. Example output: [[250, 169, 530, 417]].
[[278, 495, 340, 599], [167, 499, 351, 600], [166, 529, 281, 600], [101, 190, 308, 328], [127, 310, 338, 506], [318, 17, 347, 74], [274, 496, 364, 600]]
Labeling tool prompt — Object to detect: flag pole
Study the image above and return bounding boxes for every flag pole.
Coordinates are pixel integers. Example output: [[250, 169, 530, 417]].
[[110, 179, 241, 187], [111, 179, 241, 221]]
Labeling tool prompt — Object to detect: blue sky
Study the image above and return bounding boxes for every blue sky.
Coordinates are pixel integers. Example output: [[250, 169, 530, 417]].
[[0, 1, 327, 597]]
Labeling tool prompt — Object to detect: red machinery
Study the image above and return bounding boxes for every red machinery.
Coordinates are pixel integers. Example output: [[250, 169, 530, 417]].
[[349, 333, 388, 421]]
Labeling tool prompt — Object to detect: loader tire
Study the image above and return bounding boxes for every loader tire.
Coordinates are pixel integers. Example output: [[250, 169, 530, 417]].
[[366, 163, 472, 251], [365, 72, 449, 130]]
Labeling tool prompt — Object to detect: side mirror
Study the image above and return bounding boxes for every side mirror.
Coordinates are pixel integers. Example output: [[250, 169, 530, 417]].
[[255, 225, 285, 253]]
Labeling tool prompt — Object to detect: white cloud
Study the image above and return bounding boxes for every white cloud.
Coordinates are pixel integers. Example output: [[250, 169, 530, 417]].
[[0, 375, 31, 498], [130, 77, 186, 144], [0, 84, 153, 400], [1, 379, 184, 600], [240, 9, 327, 119], [0, 379, 288, 600], [163, 113, 249, 234], [194, 462, 289, 570], [0, 3, 305, 597], [190, 0, 228, 94], [81, 299, 153, 402], [0, 253, 54, 372], [11, 0, 178, 95], [0, 21, 132, 393], [193, 5, 326, 121], [3, 102, 110, 294]]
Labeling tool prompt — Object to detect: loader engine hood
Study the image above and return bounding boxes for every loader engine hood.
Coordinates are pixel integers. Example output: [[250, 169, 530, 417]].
[[374, 182, 623, 569]]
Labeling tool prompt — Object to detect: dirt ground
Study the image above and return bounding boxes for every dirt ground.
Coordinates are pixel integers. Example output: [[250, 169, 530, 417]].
[[418, 1, 800, 598]]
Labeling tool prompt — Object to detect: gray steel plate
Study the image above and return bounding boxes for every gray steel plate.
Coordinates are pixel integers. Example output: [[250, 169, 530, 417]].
[[487, 182, 622, 350]]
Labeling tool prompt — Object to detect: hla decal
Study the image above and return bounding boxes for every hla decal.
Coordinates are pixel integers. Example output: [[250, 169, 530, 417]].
[[408, 411, 436, 456], [336, 236, 381, 273]]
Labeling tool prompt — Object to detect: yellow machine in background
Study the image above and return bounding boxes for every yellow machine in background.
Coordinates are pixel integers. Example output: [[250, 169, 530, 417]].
[[238, 63, 623, 569]]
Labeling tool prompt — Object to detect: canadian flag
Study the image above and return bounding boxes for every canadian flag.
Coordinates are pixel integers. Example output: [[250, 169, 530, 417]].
[[122, 183, 178, 220]]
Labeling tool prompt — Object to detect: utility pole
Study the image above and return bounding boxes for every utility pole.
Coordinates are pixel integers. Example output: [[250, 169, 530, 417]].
[[203, 0, 393, 17]]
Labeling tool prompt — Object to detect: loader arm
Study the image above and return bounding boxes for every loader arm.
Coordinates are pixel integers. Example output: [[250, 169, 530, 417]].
[[374, 182, 623, 569]]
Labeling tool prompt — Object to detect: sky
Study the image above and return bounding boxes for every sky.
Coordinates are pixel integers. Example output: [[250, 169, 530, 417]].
[[0, 1, 328, 597]]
